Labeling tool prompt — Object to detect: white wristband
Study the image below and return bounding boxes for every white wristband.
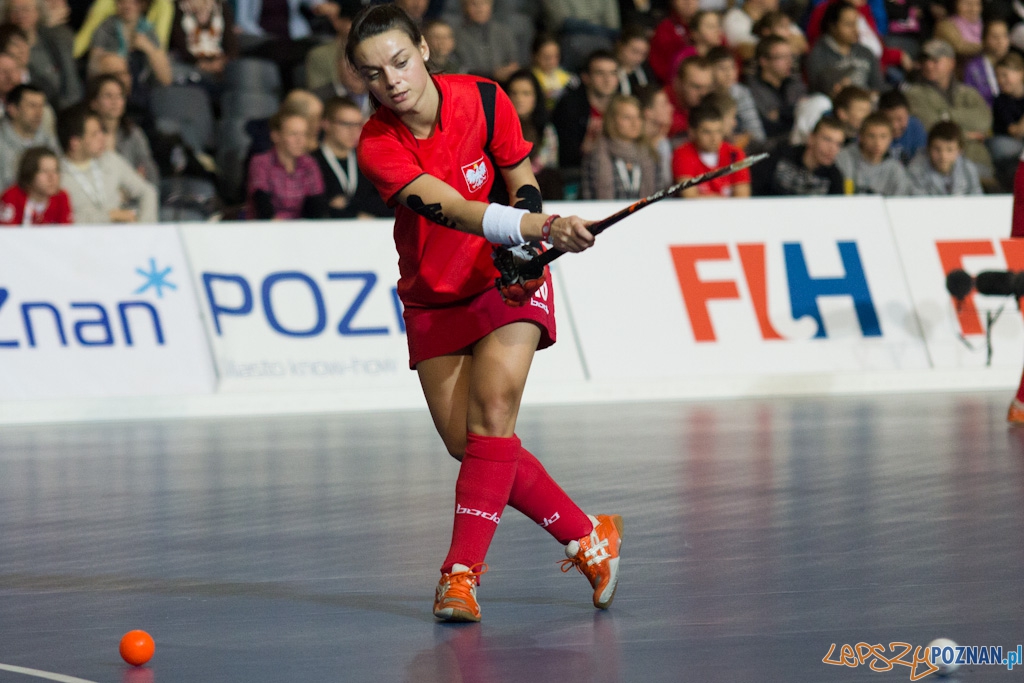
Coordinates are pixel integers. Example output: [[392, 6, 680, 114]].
[[482, 203, 528, 245]]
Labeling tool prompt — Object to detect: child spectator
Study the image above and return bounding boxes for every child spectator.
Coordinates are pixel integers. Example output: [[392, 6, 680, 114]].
[[0, 146, 72, 225], [907, 120, 983, 194], [836, 112, 914, 194], [703, 90, 747, 149], [877, 88, 927, 164], [581, 94, 658, 200], [246, 109, 325, 220], [789, 63, 857, 145], [962, 19, 1010, 106], [614, 24, 654, 96], [989, 52, 1024, 189], [706, 45, 766, 146], [672, 100, 751, 197], [423, 18, 462, 74], [312, 96, 390, 219], [57, 103, 158, 224], [756, 115, 846, 195], [531, 33, 574, 111]]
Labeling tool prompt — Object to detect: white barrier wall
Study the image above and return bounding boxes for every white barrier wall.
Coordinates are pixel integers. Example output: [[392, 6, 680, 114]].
[[0, 196, 1020, 421], [0, 226, 215, 400]]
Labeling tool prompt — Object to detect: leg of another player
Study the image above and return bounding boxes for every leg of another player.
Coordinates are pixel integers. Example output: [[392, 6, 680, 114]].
[[1010, 158, 1024, 423]]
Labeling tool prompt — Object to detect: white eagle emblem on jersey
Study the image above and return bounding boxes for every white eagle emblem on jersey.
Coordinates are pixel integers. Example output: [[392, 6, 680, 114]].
[[461, 157, 489, 192]]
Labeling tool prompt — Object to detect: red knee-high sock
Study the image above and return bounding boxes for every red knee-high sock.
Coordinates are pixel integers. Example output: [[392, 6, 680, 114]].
[[1012, 160, 1024, 238], [1016, 368, 1024, 403], [441, 433, 520, 574], [507, 445, 593, 545]]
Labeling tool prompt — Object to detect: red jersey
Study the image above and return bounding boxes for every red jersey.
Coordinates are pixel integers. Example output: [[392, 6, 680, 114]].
[[672, 141, 749, 196], [358, 74, 533, 308], [0, 185, 73, 226]]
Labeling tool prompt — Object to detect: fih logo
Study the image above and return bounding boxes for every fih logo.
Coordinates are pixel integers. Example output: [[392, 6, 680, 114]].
[[0, 259, 172, 348], [670, 240, 881, 342], [461, 157, 489, 193]]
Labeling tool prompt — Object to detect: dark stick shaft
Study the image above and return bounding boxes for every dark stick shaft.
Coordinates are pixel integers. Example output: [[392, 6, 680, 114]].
[[535, 153, 769, 268]]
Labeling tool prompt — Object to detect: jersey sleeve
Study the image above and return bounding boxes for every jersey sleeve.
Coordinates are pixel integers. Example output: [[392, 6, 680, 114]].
[[358, 122, 425, 205], [489, 85, 533, 168]]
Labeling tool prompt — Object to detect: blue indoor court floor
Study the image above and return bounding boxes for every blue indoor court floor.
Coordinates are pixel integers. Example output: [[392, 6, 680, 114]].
[[1, 391, 1023, 683]]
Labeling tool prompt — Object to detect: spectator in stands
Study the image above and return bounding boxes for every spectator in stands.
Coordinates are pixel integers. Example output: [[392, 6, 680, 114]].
[[541, 0, 620, 72], [0, 146, 72, 225], [87, 74, 159, 185], [907, 120, 983, 194], [832, 85, 874, 143], [311, 47, 370, 118], [807, 0, 912, 77], [704, 90, 749, 149], [836, 112, 913, 194], [423, 18, 461, 74], [551, 49, 620, 172], [614, 24, 654, 96], [672, 100, 751, 197], [2, 0, 81, 109], [878, 87, 926, 164], [789, 63, 857, 145], [639, 84, 674, 187], [675, 10, 723, 63], [883, 0, 933, 58], [581, 93, 658, 199], [988, 52, 1024, 189], [452, 0, 518, 82], [666, 55, 714, 139], [723, 0, 806, 62], [57, 103, 158, 224], [806, 1, 884, 94], [707, 45, 766, 146], [752, 10, 806, 55], [505, 69, 561, 198], [904, 38, 994, 183], [88, 0, 174, 90], [649, 0, 698, 84], [933, 0, 982, 65], [0, 24, 33, 83], [0, 53, 20, 101], [531, 33, 573, 111], [74, 0, 173, 58], [0, 84, 59, 190], [963, 19, 1010, 107], [168, 0, 239, 95], [246, 109, 325, 220], [312, 96, 390, 219], [746, 36, 805, 146], [757, 115, 846, 195]]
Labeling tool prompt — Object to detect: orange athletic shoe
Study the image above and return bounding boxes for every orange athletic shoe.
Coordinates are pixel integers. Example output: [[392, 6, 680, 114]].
[[561, 514, 623, 609], [1008, 399, 1024, 424], [433, 563, 487, 622]]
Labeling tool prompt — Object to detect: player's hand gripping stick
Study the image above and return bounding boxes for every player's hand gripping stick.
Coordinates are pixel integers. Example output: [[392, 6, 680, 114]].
[[494, 153, 769, 306]]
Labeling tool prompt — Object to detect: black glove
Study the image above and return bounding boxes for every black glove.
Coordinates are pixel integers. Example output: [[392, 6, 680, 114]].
[[493, 243, 546, 307]]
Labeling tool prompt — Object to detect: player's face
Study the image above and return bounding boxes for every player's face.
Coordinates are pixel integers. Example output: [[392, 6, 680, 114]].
[[809, 126, 844, 166], [693, 119, 724, 154], [610, 101, 643, 141], [353, 29, 431, 115], [883, 105, 908, 138], [507, 78, 536, 118], [859, 123, 892, 162], [31, 156, 60, 198], [929, 138, 961, 175]]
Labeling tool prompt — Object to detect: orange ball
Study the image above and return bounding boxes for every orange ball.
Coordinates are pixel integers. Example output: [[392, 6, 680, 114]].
[[119, 630, 155, 666]]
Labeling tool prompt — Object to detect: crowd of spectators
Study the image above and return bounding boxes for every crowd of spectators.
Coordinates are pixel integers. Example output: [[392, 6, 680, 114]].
[[3, 0, 1024, 228]]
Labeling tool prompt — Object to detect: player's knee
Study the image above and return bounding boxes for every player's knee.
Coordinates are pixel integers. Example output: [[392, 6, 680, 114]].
[[468, 392, 518, 436]]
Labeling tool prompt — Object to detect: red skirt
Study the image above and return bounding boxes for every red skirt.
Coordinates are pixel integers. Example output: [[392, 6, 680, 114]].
[[403, 269, 557, 368]]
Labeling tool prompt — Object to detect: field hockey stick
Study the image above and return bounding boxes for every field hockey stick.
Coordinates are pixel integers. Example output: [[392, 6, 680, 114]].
[[494, 153, 770, 306], [535, 152, 769, 269]]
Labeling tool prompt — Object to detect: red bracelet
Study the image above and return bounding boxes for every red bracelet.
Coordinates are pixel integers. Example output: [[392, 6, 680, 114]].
[[541, 214, 559, 243]]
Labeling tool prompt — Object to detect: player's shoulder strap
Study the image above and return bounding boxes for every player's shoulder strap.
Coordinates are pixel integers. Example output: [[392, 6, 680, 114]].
[[476, 80, 497, 154]]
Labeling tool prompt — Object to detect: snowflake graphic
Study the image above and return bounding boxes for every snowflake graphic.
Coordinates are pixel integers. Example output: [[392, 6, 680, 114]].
[[134, 258, 177, 298]]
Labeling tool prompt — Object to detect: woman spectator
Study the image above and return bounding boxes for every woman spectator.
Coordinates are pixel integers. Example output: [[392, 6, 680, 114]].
[[2, 0, 81, 108], [504, 69, 561, 198], [0, 146, 72, 226], [87, 74, 160, 185], [581, 93, 658, 199], [933, 0, 983, 64], [650, 0, 699, 84], [168, 0, 238, 93], [963, 18, 1010, 106], [531, 33, 574, 111], [674, 9, 724, 63], [88, 0, 173, 89]]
